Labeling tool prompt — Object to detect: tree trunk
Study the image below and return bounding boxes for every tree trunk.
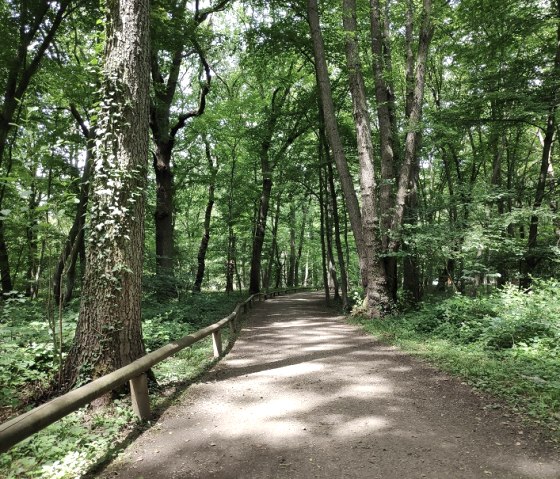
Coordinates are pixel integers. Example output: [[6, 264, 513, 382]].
[[322, 166, 340, 300], [0, 220, 11, 294], [521, 0, 560, 287], [154, 144, 175, 278], [287, 204, 297, 287], [402, 167, 421, 303], [307, 0, 366, 276], [61, 0, 150, 390], [294, 198, 310, 286], [326, 151, 348, 309], [369, 0, 397, 246], [249, 174, 272, 294], [248, 88, 292, 294], [343, 0, 390, 313], [264, 194, 281, 290], [54, 113, 94, 305], [318, 162, 331, 302], [193, 141, 217, 292], [387, 0, 433, 248]]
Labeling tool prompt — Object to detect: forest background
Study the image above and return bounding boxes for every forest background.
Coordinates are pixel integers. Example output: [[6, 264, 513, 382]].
[[0, 0, 559, 477]]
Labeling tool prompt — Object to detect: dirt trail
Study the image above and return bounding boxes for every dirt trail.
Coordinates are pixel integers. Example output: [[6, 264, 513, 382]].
[[101, 292, 559, 478]]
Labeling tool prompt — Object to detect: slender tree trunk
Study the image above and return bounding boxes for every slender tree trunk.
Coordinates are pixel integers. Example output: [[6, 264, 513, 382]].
[[25, 183, 39, 298], [287, 204, 297, 287], [318, 162, 331, 302], [369, 0, 397, 245], [388, 0, 433, 248], [0, 220, 11, 294], [193, 141, 217, 292], [54, 112, 94, 305], [402, 166, 421, 303], [61, 0, 150, 390], [521, 0, 559, 287], [307, 0, 366, 275], [326, 152, 348, 309], [294, 198, 310, 286], [249, 169, 272, 294], [225, 147, 237, 293], [264, 194, 281, 290], [323, 166, 340, 300]]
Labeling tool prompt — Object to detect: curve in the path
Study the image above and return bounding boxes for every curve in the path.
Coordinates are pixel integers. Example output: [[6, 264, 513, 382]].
[[102, 292, 559, 479]]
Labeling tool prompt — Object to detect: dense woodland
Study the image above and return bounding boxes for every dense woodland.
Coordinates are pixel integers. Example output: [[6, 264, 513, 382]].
[[0, 0, 559, 475]]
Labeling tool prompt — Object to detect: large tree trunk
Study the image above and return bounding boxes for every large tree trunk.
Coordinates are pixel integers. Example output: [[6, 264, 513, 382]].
[[61, 0, 150, 391], [343, 0, 390, 313]]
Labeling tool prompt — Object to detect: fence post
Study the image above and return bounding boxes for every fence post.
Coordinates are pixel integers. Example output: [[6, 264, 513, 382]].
[[130, 373, 150, 420], [212, 329, 222, 357]]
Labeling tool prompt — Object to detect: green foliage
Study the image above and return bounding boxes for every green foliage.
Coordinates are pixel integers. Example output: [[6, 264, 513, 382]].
[[0, 402, 137, 479], [0, 291, 245, 478], [353, 280, 560, 437]]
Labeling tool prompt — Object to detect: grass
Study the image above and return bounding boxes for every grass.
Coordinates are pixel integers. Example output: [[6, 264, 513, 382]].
[[0, 290, 245, 479], [351, 280, 560, 441]]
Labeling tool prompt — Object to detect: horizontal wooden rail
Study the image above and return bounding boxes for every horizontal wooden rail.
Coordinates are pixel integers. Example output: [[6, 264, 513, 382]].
[[0, 287, 310, 453]]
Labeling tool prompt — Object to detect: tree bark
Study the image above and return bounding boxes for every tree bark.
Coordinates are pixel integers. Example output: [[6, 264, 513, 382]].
[[61, 0, 150, 390], [343, 0, 390, 313]]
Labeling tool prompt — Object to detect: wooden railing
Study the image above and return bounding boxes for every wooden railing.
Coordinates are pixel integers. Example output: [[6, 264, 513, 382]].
[[0, 287, 309, 453]]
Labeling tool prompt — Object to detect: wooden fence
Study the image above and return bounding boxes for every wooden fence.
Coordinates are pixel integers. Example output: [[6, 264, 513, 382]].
[[0, 287, 307, 453]]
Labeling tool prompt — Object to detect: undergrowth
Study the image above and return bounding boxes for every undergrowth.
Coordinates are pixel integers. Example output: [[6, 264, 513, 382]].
[[0, 291, 244, 479], [352, 279, 560, 440]]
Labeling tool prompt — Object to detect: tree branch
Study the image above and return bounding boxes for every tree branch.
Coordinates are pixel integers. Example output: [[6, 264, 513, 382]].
[[69, 103, 89, 138], [194, 0, 231, 25], [169, 39, 211, 140]]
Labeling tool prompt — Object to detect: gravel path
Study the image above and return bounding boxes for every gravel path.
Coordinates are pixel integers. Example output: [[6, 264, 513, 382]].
[[101, 291, 559, 478]]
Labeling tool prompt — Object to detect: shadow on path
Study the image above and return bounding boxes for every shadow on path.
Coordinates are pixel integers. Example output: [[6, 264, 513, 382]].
[[100, 292, 559, 479]]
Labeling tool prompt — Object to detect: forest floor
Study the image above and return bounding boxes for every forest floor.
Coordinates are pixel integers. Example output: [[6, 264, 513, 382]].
[[100, 291, 559, 479]]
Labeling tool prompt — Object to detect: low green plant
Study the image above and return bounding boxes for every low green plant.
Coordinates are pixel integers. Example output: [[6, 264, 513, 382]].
[[0, 290, 245, 478], [353, 279, 560, 439]]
